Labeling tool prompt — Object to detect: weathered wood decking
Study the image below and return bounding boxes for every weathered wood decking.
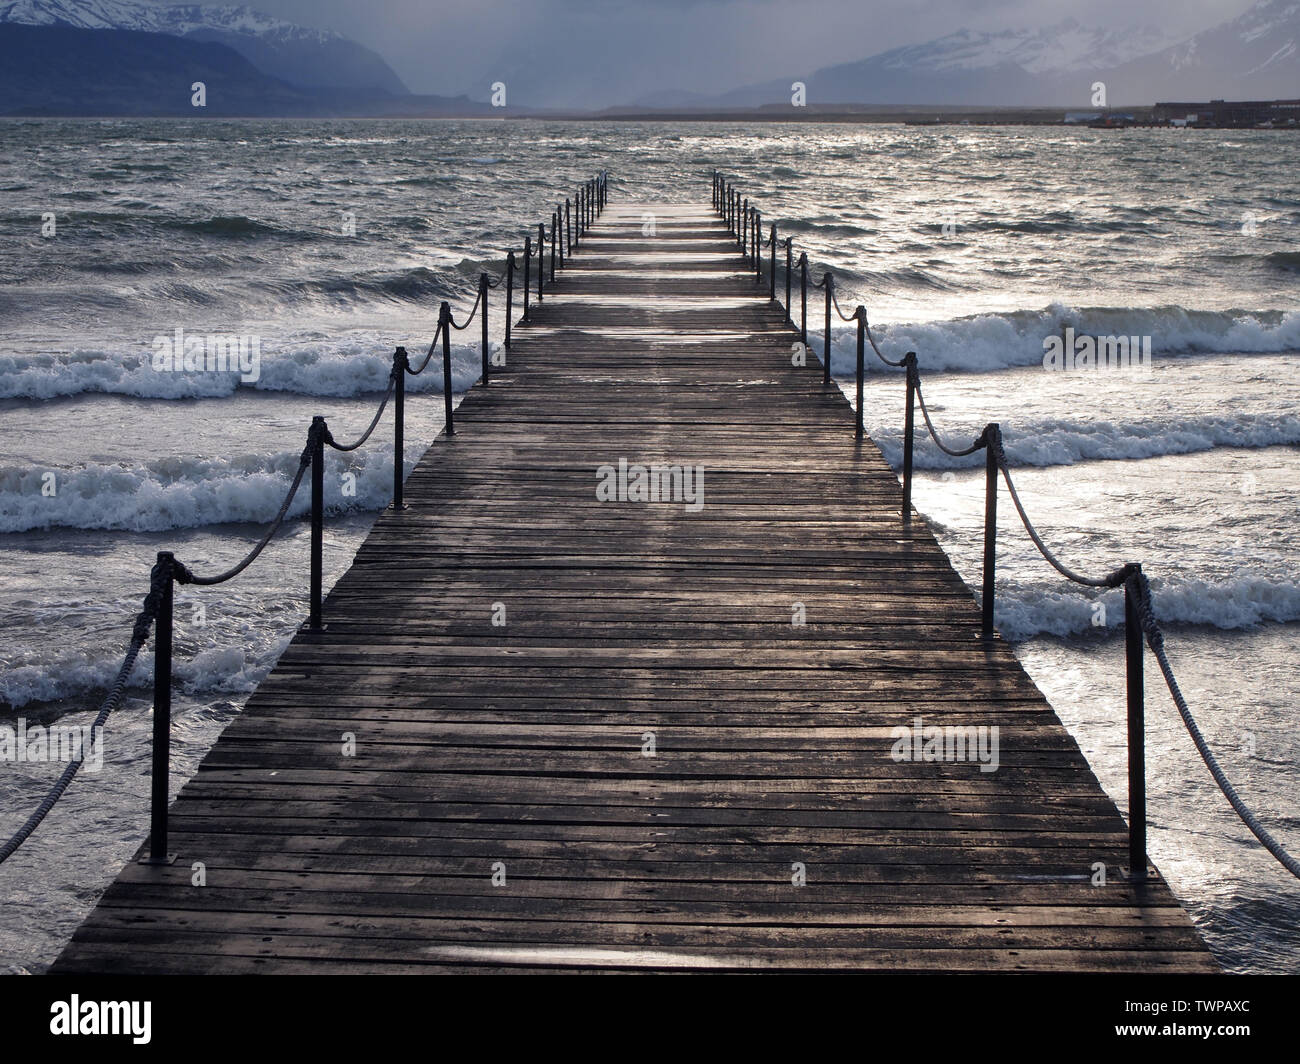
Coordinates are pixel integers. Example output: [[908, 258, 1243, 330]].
[[53, 203, 1215, 973]]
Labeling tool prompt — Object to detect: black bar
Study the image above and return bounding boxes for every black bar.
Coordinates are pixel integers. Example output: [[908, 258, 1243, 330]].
[[556, 207, 564, 268], [392, 347, 407, 509], [480, 272, 489, 385], [982, 424, 999, 636], [440, 302, 455, 436], [769, 224, 777, 301], [550, 214, 557, 280], [823, 272, 832, 386], [309, 416, 324, 631], [855, 311, 865, 439], [1125, 570, 1148, 878], [145, 552, 175, 864], [754, 211, 762, 282], [785, 239, 792, 324], [537, 222, 545, 302], [504, 252, 514, 349], [902, 352, 917, 522], [565, 199, 572, 254], [523, 236, 531, 321], [800, 254, 808, 345], [741, 198, 748, 255]]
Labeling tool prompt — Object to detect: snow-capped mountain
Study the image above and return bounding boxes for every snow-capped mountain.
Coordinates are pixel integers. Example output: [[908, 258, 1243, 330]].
[[1104, 0, 1300, 102], [662, 2, 1296, 109], [0, 0, 407, 93], [869, 19, 1176, 78]]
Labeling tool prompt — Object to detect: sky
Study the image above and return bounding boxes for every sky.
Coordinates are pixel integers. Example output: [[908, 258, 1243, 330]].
[[162, 0, 1255, 105]]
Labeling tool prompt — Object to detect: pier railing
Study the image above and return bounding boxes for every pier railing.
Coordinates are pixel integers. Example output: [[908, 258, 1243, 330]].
[[0, 171, 611, 868], [713, 168, 1300, 883]]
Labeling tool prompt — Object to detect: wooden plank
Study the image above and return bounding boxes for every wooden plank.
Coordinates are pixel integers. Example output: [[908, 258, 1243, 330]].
[[51, 201, 1215, 974]]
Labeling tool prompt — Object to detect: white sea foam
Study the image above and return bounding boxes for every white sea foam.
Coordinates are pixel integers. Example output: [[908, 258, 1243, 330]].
[[994, 574, 1300, 643], [0, 446, 417, 533], [872, 412, 1300, 469], [826, 304, 1300, 377], [0, 339, 485, 401]]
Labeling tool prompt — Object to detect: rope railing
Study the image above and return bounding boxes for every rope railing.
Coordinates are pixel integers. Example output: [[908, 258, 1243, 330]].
[[711, 168, 1300, 885], [0, 170, 611, 868]]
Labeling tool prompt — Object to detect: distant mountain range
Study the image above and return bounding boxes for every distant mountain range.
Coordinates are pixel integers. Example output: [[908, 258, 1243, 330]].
[[0, 0, 489, 115], [0, 0, 407, 93], [629, 2, 1300, 110], [0, 0, 1295, 117]]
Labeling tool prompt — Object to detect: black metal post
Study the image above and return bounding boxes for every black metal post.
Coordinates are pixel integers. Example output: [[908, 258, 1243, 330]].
[[741, 199, 748, 255], [523, 236, 531, 321], [769, 224, 777, 301], [504, 252, 515, 349], [565, 199, 572, 254], [309, 416, 324, 631], [855, 310, 865, 440], [754, 211, 762, 282], [902, 352, 917, 523], [982, 423, 1000, 637], [823, 272, 833, 386], [144, 551, 175, 864], [440, 302, 455, 436], [555, 207, 563, 269], [1125, 568, 1148, 878], [537, 223, 545, 301], [799, 254, 808, 345], [785, 239, 792, 324], [480, 272, 490, 385], [550, 214, 557, 280], [392, 347, 407, 509]]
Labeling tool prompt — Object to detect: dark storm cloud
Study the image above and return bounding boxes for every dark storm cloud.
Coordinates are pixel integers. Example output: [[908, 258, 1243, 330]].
[[150, 0, 1252, 104]]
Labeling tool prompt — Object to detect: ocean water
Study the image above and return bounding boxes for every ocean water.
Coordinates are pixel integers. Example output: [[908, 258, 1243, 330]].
[[0, 118, 1296, 973]]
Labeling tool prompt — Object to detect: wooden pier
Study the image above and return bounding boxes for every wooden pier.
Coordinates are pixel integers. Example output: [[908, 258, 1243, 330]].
[[52, 202, 1215, 973]]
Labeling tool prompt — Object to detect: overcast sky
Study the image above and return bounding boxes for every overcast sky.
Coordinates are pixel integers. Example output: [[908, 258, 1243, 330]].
[[189, 0, 1252, 103]]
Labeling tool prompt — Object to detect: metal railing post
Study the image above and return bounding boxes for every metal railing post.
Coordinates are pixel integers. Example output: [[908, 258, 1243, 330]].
[[565, 199, 572, 254], [537, 223, 546, 301], [504, 252, 515, 349], [550, 214, 557, 280], [1125, 568, 1148, 878], [440, 303, 455, 436], [785, 239, 792, 324], [902, 352, 917, 523], [769, 224, 777, 301], [523, 236, 531, 321], [823, 272, 833, 385], [741, 199, 748, 255], [855, 309, 865, 439], [799, 253, 808, 345], [391, 347, 407, 509], [982, 423, 1000, 637], [309, 416, 325, 631], [480, 272, 490, 385], [754, 211, 762, 282], [143, 551, 175, 864]]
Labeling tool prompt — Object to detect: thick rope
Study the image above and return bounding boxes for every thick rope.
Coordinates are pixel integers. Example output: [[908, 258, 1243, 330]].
[[831, 288, 860, 324], [325, 373, 395, 453], [0, 567, 162, 864], [913, 379, 987, 458], [1132, 573, 1300, 879], [407, 319, 445, 376], [448, 289, 483, 331], [864, 318, 908, 368], [180, 436, 314, 587], [991, 436, 1130, 589]]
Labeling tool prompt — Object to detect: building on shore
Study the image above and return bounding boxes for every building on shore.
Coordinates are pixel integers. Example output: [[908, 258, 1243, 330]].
[[1153, 99, 1300, 128]]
